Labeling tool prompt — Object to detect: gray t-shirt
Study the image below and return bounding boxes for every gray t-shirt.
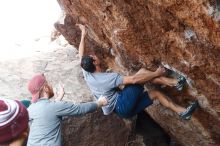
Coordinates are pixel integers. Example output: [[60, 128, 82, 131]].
[[27, 98, 98, 146], [82, 69, 123, 115]]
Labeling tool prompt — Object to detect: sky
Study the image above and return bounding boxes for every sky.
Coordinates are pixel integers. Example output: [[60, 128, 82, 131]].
[[0, 0, 61, 60]]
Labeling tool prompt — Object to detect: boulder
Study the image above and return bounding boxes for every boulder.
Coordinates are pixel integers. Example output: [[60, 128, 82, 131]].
[[55, 0, 220, 145]]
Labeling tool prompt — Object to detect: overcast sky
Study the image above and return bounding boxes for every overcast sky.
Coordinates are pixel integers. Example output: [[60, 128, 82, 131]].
[[0, 0, 61, 60]]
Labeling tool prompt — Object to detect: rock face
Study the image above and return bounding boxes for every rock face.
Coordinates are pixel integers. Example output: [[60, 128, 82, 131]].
[[55, 0, 220, 146], [61, 111, 131, 146]]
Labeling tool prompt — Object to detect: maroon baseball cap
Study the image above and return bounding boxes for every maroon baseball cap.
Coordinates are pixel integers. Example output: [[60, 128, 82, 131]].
[[28, 74, 46, 103], [0, 98, 29, 144]]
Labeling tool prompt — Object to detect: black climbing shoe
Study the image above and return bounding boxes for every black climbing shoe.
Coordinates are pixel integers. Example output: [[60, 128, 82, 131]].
[[175, 76, 186, 91], [179, 100, 199, 120]]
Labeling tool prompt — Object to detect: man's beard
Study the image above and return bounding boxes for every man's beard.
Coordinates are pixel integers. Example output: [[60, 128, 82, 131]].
[[45, 85, 54, 98], [48, 90, 54, 99]]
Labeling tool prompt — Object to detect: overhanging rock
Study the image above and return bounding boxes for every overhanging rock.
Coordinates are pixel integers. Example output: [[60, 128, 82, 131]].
[[55, 0, 220, 145]]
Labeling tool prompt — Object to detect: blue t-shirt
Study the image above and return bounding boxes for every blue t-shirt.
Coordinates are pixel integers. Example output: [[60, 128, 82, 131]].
[[82, 69, 124, 115]]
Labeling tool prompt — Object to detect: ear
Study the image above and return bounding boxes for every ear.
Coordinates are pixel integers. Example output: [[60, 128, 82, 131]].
[[43, 84, 49, 93], [20, 127, 29, 138], [93, 60, 99, 66]]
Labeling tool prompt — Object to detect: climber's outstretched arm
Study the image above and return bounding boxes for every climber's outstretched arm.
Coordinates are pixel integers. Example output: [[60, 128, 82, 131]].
[[77, 24, 87, 59]]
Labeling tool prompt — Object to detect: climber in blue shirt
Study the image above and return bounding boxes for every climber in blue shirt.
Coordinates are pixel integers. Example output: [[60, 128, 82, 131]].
[[77, 24, 199, 120]]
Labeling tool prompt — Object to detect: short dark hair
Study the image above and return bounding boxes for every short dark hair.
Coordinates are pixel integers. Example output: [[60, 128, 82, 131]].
[[81, 55, 96, 73]]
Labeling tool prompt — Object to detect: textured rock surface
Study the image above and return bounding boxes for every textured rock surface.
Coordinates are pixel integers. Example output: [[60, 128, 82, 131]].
[[55, 0, 220, 146], [61, 111, 131, 146]]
